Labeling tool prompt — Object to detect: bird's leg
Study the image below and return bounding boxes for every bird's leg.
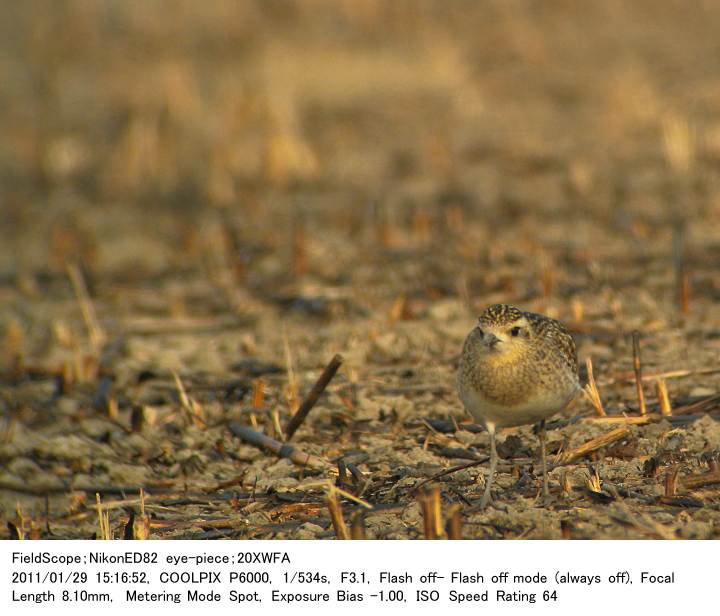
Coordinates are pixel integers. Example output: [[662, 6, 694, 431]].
[[538, 419, 550, 504], [479, 425, 497, 509]]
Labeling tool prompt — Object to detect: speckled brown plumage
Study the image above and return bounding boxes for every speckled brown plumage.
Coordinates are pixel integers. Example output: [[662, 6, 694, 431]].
[[456, 303, 580, 507], [458, 304, 579, 427]]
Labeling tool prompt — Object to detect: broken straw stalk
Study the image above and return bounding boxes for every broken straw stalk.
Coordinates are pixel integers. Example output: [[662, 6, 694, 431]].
[[632, 331, 647, 416], [228, 354, 343, 468]]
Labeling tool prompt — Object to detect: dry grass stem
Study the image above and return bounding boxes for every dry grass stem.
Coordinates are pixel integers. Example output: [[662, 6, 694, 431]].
[[324, 483, 373, 509], [3, 417, 17, 444], [631, 331, 647, 415], [662, 113, 695, 175], [14, 504, 27, 540], [682, 471, 720, 490], [350, 511, 366, 539], [445, 504, 462, 540], [284, 354, 343, 441], [95, 493, 112, 540], [570, 298, 584, 322], [560, 471, 572, 497], [132, 490, 151, 540], [282, 330, 300, 415], [584, 466, 603, 493], [609, 502, 676, 540], [291, 215, 308, 277], [326, 486, 349, 540], [411, 459, 486, 494], [555, 427, 631, 465], [173, 372, 205, 427], [583, 357, 606, 416], [228, 422, 331, 470], [418, 487, 443, 539], [581, 414, 657, 426], [66, 262, 105, 351], [270, 408, 285, 440], [560, 520, 572, 539], [664, 466, 679, 496], [429, 487, 443, 539], [107, 397, 119, 421], [301, 477, 373, 505], [252, 379, 265, 408], [673, 394, 720, 416], [656, 379, 672, 416], [608, 367, 720, 385]]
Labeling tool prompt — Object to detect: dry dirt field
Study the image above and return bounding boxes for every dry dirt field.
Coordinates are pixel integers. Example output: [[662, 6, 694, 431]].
[[1, 1, 720, 540]]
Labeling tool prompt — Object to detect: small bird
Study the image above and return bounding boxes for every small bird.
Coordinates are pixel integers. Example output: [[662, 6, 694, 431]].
[[457, 304, 580, 507]]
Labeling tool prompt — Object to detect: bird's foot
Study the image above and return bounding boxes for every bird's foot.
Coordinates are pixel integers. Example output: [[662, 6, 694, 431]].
[[477, 490, 494, 510], [537, 487, 553, 508]]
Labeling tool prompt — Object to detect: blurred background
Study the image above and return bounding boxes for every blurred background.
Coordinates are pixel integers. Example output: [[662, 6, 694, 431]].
[[3, 0, 720, 424], [3, 0, 720, 275]]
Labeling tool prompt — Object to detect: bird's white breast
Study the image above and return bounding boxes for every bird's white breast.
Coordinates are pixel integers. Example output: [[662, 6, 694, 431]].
[[459, 381, 577, 429]]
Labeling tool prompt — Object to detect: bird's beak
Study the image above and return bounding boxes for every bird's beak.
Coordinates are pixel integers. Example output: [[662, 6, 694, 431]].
[[483, 333, 500, 348]]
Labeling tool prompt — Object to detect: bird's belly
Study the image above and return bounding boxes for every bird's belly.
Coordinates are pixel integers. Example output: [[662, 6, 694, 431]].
[[461, 386, 575, 429]]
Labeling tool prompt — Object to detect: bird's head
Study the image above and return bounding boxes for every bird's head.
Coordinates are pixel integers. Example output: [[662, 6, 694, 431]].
[[474, 304, 535, 362]]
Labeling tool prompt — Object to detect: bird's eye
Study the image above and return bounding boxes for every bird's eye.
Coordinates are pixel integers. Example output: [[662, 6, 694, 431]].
[[510, 326, 521, 337]]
